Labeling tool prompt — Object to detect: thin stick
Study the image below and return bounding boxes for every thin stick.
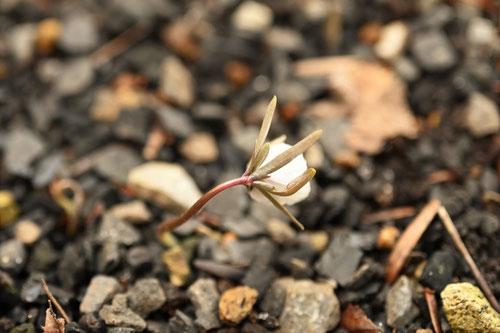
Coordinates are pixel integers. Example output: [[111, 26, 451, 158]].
[[91, 23, 150, 68], [156, 176, 249, 237], [362, 206, 416, 224], [424, 288, 442, 333], [386, 199, 441, 283], [42, 279, 71, 323], [437, 206, 500, 313]]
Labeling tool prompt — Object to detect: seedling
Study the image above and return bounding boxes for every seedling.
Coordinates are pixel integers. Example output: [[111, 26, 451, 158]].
[[157, 96, 322, 238]]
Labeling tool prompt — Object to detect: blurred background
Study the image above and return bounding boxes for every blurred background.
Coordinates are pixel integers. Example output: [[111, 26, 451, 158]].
[[0, 0, 499, 332]]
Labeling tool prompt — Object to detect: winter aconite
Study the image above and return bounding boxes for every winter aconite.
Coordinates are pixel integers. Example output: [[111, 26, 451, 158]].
[[157, 96, 322, 238]]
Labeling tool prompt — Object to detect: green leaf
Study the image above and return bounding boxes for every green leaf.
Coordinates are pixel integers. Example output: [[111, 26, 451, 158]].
[[252, 181, 274, 192], [245, 96, 277, 175], [272, 168, 316, 196], [251, 129, 323, 180], [253, 142, 270, 170], [256, 186, 305, 230]]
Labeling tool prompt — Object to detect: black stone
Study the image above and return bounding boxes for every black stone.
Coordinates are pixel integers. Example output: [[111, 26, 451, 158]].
[[419, 250, 458, 291]]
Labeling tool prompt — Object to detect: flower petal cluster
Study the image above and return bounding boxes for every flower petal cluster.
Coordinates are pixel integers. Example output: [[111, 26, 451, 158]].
[[249, 142, 310, 206]]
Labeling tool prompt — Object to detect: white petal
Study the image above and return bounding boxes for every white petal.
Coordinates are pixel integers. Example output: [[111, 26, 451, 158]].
[[248, 142, 311, 205]]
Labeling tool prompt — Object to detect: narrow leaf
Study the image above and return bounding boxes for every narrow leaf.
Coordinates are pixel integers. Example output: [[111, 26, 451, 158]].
[[252, 129, 323, 180], [272, 168, 316, 196], [245, 96, 277, 174], [256, 186, 304, 230], [253, 142, 270, 170]]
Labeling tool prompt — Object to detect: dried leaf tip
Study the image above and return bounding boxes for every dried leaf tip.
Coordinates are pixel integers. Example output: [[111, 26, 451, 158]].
[[246, 96, 277, 175]]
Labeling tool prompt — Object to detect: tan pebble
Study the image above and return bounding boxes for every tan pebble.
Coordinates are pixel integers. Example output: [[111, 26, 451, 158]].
[[163, 246, 190, 286], [36, 18, 62, 54], [180, 132, 219, 163], [333, 150, 360, 168], [266, 218, 296, 245], [219, 286, 258, 325], [15, 220, 41, 245], [376, 225, 400, 249], [109, 200, 151, 224], [308, 231, 329, 252]]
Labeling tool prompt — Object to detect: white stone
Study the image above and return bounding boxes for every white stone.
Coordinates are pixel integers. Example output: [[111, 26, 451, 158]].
[[465, 93, 500, 137], [375, 21, 409, 61], [231, 1, 273, 33], [128, 162, 202, 211], [160, 56, 194, 107], [467, 17, 497, 47]]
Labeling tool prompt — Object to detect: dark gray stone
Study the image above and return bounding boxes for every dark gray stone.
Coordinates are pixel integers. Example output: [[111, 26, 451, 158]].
[[53, 58, 94, 96], [419, 251, 458, 292], [57, 243, 86, 290], [315, 235, 363, 286], [126, 246, 152, 271], [168, 310, 197, 333], [126, 278, 166, 317], [242, 261, 274, 299], [20, 273, 44, 303], [33, 152, 65, 188], [411, 30, 457, 72], [154, 106, 194, 139], [93, 145, 142, 184], [28, 239, 57, 272], [59, 11, 99, 53]]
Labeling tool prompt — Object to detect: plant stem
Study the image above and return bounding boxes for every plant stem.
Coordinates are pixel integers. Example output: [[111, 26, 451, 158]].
[[157, 175, 250, 238]]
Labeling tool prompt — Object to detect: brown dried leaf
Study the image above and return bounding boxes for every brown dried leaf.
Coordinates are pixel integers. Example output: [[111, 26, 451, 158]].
[[386, 199, 441, 283], [294, 56, 418, 154], [43, 302, 65, 333], [341, 304, 381, 333]]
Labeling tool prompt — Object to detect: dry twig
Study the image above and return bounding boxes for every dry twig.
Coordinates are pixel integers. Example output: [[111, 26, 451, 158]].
[[437, 206, 500, 313], [42, 279, 70, 323], [386, 199, 441, 283], [424, 288, 442, 333], [362, 206, 416, 224]]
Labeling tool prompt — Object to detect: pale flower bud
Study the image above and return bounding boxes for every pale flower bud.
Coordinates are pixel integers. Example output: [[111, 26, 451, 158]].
[[249, 142, 311, 205]]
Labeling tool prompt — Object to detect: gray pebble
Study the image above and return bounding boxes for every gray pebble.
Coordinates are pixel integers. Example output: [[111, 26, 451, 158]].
[[187, 278, 221, 330], [0, 240, 27, 273], [80, 275, 121, 314], [411, 30, 457, 71], [96, 214, 142, 246]]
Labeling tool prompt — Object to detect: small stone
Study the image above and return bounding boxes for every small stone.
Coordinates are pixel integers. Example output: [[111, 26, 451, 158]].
[[467, 17, 497, 47], [99, 294, 146, 332], [242, 261, 274, 298], [374, 21, 409, 61], [394, 57, 420, 82], [35, 18, 62, 54], [32, 152, 65, 189], [263, 278, 340, 332], [109, 201, 151, 224], [376, 225, 400, 250], [480, 212, 500, 235], [28, 239, 57, 271], [305, 231, 330, 252], [464, 93, 500, 137], [59, 11, 99, 53], [180, 132, 219, 163], [265, 27, 304, 53], [411, 30, 457, 72], [4, 127, 46, 177], [219, 286, 258, 325], [187, 278, 221, 330], [315, 235, 363, 286], [0, 240, 27, 273], [441, 282, 500, 332], [90, 88, 121, 122], [266, 218, 296, 246], [168, 310, 197, 333], [127, 278, 166, 317], [53, 58, 94, 96], [57, 243, 86, 290], [126, 246, 152, 271], [160, 56, 194, 108], [419, 250, 457, 292], [65, 322, 85, 333], [106, 328, 135, 333], [224, 61, 253, 88], [97, 241, 121, 273], [154, 106, 194, 139], [0, 191, 19, 227], [128, 162, 202, 212], [78, 313, 106, 332], [114, 109, 150, 142], [231, 1, 273, 33], [14, 220, 41, 245], [20, 272, 44, 303], [7, 23, 36, 65], [93, 144, 142, 184], [80, 275, 121, 314], [163, 246, 190, 286], [386, 276, 420, 328], [96, 214, 141, 246]]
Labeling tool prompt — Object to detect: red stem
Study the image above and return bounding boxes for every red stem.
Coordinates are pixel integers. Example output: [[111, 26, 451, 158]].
[[157, 175, 250, 238]]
